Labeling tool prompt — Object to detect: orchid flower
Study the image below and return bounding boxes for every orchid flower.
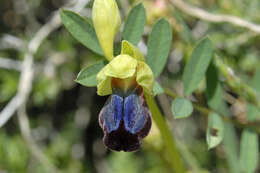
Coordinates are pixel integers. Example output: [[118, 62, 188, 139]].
[[92, 0, 154, 152]]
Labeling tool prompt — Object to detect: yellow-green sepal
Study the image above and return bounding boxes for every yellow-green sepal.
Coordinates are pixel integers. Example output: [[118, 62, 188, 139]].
[[96, 54, 154, 96], [92, 0, 121, 61], [96, 55, 138, 96]]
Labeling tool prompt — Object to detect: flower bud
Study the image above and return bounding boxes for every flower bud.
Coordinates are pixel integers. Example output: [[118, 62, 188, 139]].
[[92, 0, 121, 61]]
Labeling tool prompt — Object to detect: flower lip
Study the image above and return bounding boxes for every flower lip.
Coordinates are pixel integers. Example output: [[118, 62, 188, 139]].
[[104, 121, 141, 152], [99, 89, 152, 152]]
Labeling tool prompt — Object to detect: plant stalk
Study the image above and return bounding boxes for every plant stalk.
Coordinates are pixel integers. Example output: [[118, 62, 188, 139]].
[[144, 93, 186, 173]]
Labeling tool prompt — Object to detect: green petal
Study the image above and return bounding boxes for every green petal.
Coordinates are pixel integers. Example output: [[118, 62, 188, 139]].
[[121, 40, 144, 61], [96, 54, 154, 96], [96, 55, 138, 96], [136, 61, 154, 95]]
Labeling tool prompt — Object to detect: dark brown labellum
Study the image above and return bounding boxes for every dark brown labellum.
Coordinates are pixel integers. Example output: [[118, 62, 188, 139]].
[[99, 91, 151, 152]]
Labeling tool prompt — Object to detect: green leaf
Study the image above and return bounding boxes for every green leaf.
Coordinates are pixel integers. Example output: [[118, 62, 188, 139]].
[[250, 67, 260, 92], [122, 3, 146, 45], [206, 112, 224, 149], [246, 68, 260, 122], [223, 122, 240, 173], [75, 61, 106, 87], [206, 62, 227, 115], [171, 97, 193, 119], [205, 61, 239, 172], [240, 129, 259, 173], [153, 81, 164, 96], [247, 103, 259, 122], [239, 71, 260, 173], [206, 63, 222, 108], [171, 10, 193, 44], [183, 37, 213, 95], [147, 18, 172, 77], [60, 9, 103, 55]]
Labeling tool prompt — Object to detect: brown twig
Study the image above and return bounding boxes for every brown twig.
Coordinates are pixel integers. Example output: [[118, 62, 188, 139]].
[[17, 105, 60, 173], [0, 0, 91, 172], [168, 0, 260, 33]]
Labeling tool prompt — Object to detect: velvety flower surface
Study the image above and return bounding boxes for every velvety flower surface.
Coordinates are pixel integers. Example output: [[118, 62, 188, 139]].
[[99, 90, 151, 152]]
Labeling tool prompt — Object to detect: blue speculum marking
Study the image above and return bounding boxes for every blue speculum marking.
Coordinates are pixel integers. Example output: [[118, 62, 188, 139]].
[[124, 94, 146, 134], [101, 92, 147, 134], [99, 90, 151, 151], [101, 94, 123, 133]]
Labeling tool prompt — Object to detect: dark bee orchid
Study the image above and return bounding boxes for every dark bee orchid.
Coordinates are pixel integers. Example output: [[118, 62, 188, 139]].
[[92, 0, 154, 152], [99, 90, 151, 152]]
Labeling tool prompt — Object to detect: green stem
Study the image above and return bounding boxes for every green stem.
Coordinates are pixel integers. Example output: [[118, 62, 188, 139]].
[[144, 93, 186, 173], [175, 139, 201, 172], [214, 55, 260, 108], [164, 88, 260, 134]]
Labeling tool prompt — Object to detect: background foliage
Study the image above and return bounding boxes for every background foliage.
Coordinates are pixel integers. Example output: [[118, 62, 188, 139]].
[[0, 0, 260, 173]]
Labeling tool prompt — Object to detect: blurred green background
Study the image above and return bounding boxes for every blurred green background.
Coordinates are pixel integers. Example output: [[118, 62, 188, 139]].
[[0, 0, 260, 172]]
